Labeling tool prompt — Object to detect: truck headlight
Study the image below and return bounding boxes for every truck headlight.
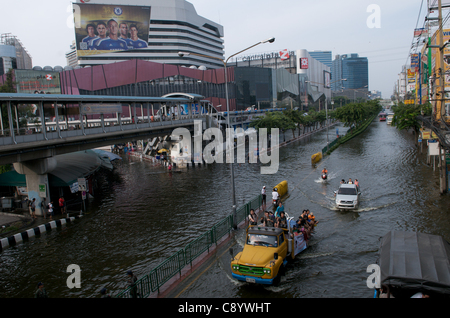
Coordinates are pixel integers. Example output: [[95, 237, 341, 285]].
[[232, 265, 239, 270], [263, 268, 271, 274]]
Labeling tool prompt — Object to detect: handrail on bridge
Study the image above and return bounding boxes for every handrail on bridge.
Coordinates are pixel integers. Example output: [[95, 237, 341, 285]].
[[0, 92, 212, 146]]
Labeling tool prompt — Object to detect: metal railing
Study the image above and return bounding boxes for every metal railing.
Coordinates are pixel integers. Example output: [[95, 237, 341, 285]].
[[115, 194, 262, 298]]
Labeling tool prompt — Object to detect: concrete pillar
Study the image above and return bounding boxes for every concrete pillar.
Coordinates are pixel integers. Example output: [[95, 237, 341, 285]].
[[13, 159, 56, 216]]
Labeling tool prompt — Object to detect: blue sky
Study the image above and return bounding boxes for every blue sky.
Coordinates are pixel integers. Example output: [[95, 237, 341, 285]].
[[1, 0, 431, 98]]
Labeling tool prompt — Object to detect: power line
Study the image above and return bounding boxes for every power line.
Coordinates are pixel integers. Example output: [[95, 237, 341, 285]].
[[404, 0, 426, 67]]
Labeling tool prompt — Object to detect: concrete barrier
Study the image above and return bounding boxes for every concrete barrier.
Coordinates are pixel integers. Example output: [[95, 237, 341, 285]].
[[311, 152, 322, 164], [0, 215, 82, 252]]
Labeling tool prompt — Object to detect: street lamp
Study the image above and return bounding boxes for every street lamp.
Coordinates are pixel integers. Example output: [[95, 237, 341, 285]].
[[178, 37, 275, 229], [305, 79, 346, 152]]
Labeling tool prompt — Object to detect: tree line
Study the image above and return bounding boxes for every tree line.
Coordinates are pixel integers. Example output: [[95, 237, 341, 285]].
[[249, 100, 383, 138]]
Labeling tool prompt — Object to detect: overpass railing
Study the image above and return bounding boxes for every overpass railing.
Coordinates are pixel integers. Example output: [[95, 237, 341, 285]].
[[115, 194, 262, 298], [0, 115, 204, 147]]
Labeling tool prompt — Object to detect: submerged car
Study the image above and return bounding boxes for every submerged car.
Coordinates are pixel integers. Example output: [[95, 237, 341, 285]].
[[334, 183, 361, 210]]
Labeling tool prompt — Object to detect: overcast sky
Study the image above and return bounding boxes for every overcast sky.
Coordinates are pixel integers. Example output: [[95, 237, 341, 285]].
[[0, 0, 433, 98]]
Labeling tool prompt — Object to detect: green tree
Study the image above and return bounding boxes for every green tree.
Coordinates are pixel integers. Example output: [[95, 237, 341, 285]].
[[283, 109, 303, 138], [0, 69, 17, 130], [391, 102, 428, 138], [0, 69, 16, 174]]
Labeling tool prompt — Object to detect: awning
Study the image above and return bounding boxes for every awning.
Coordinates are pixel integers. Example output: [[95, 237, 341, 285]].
[[378, 230, 450, 295], [0, 170, 27, 187]]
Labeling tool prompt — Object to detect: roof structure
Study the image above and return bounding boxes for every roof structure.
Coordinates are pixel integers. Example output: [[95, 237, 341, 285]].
[[378, 230, 450, 295], [0, 150, 115, 189]]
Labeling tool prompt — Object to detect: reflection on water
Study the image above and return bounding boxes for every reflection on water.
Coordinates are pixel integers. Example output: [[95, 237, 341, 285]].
[[1, 121, 450, 298]]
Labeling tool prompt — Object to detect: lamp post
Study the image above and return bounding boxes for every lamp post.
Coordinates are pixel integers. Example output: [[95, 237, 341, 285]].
[[179, 37, 275, 229], [305, 79, 346, 152]]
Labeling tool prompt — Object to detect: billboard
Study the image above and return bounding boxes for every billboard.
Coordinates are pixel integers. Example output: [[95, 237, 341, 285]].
[[73, 3, 151, 57], [15, 70, 61, 94], [324, 70, 331, 88], [428, 0, 450, 9]]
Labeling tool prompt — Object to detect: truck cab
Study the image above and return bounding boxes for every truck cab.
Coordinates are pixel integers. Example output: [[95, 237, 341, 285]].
[[230, 225, 294, 285], [334, 183, 361, 210]]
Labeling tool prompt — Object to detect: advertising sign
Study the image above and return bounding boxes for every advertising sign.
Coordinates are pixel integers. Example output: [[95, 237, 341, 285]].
[[421, 129, 438, 140], [73, 3, 151, 57], [432, 29, 450, 90], [411, 54, 419, 68], [279, 49, 290, 61], [78, 178, 86, 192], [324, 70, 331, 88], [414, 28, 427, 37], [39, 184, 47, 198], [300, 57, 309, 69], [180, 104, 206, 115], [81, 103, 122, 114], [294, 233, 307, 256], [15, 70, 61, 94], [428, 0, 450, 9]]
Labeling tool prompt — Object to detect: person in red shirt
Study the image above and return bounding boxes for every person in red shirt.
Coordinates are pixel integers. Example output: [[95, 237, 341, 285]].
[[59, 197, 66, 215]]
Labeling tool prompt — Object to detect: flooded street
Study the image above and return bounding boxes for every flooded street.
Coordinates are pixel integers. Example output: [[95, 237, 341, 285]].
[[1, 120, 450, 298]]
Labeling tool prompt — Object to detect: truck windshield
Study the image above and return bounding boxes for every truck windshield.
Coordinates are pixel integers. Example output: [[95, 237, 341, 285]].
[[338, 188, 357, 195], [247, 234, 278, 247]]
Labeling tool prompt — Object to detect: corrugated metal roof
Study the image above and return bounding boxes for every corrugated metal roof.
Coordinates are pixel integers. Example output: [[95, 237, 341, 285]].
[[378, 230, 450, 295]]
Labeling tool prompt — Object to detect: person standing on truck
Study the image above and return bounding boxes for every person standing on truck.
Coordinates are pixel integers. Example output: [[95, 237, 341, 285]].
[[261, 186, 267, 206], [263, 211, 275, 227], [249, 209, 258, 225], [276, 211, 288, 229], [275, 201, 284, 218]]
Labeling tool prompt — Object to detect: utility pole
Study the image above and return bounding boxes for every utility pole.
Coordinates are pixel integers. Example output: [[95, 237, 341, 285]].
[[425, 0, 448, 193], [438, 0, 448, 194], [439, 0, 445, 122]]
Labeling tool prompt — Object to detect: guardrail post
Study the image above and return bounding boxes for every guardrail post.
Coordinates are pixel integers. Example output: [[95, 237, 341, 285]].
[[54, 100, 61, 138], [7, 101, 16, 144], [39, 101, 48, 140]]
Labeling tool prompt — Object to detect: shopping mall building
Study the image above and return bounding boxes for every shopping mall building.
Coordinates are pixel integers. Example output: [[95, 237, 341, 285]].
[[1, 0, 332, 112]]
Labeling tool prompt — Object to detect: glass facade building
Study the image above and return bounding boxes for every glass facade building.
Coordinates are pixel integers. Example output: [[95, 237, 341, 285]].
[[332, 54, 368, 91], [308, 51, 332, 69]]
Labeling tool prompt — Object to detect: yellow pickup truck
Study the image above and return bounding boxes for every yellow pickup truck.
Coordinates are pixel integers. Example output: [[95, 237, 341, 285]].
[[230, 213, 308, 286]]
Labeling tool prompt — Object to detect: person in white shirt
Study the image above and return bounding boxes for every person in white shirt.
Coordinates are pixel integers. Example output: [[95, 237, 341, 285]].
[[272, 188, 279, 206], [261, 186, 266, 206]]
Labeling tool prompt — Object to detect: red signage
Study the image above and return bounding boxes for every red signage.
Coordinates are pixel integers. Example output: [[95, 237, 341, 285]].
[[300, 57, 309, 69], [279, 49, 290, 61]]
